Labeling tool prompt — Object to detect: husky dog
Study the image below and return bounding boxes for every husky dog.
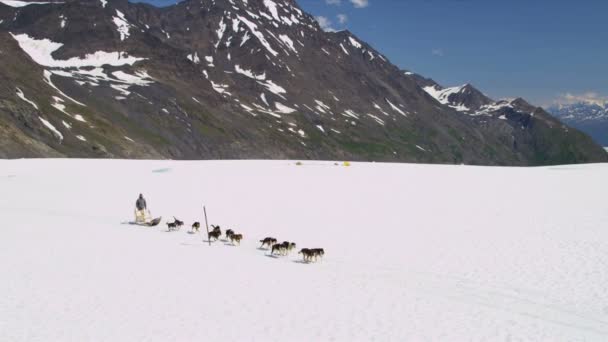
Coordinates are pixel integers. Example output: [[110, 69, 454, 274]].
[[259, 237, 277, 249], [298, 248, 324, 262], [210, 225, 222, 237], [167, 221, 178, 231], [311, 248, 325, 260], [275, 241, 297, 255], [271, 241, 296, 256], [229, 233, 243, 245], [271, 243, 286, 256], [173, 217, 184, 229], [298, 248, 314, 262], [283, 241, 297, 255], [225, 229, 235, 240], [208, 230, 221, 241], [191, 222, 200, 233]]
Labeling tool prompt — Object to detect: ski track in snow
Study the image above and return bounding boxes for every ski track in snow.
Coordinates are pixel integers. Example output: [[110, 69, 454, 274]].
[[1, 160, 608, 341]]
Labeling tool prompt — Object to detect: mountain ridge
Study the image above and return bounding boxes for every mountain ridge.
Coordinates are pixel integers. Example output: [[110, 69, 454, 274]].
[[0, 0, 606, 164]]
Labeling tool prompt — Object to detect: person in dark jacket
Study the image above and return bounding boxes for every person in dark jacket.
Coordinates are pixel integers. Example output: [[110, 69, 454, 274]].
[[136, 194, 147, 211], [135, 194, 148, 223]]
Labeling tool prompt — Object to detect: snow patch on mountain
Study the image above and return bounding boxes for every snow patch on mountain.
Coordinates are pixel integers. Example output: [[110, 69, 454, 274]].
[[423, 85, 470, 112], [259, 93, 269, 106], [236, 15, 278, 56], [50, 96, 85, 123], [43, 71, 86, 106], [385, 99, 407, 116], [373, 103, 391, 117], [50, 96, 70, 116], [38, 117, 63, 141], [204, 56, 214, 67], [210, 80, 230, 95], [187, 52, 200, 64], [278, 34, 297, 53], [215, 17, 226, 48], [472, 101, 514, 116], [111, 70, 154, 86], [314, 100, 331, 114], [0, 0, 59, 7], [257, 80, 286, 97], [11, 33, 145, 68], [73, 114, 86, 123], [251, 103, 280, 118], [348, 37, 362, 49], [49, 68, 153, 98], [366, 113, 385, 125], [342, 109, 359, 119], [112, 10, 132, 41], [339, 43, 349, 55], [15, 88, 39, 110], [263, 0, 280, 21], [275, 102, 296, 114], [235, 65, 266, 80]]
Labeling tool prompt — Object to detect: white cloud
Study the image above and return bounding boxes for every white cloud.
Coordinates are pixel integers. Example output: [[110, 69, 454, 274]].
[[555, 92, 608, 106], [315, 16, 336, 32], [337, 14, 348, 24], [431, 48, 444, 57], [350, 0, 369, 8], [326, 0, 341, 5]]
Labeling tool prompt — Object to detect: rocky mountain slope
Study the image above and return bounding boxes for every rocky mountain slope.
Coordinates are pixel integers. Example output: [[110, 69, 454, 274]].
[[548, 102, 608, 147], [0, 0, 606, 165]]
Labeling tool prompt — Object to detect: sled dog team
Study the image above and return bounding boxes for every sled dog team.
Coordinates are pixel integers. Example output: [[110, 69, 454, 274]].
[[260, 237, 325, 262], [167, 220, 324, 262], [137, 195, 323, 263]]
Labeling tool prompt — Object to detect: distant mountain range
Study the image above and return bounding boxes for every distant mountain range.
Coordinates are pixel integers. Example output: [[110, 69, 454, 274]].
[[0, 0, 606, 165], [547, 102, 608, 147]]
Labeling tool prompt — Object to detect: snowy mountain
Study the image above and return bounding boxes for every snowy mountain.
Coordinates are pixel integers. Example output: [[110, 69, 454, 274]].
[[2, 159, 608, 341], [0, 0, 606, 165], [548, 102, 608, 146], [407, 73, 608, 162]]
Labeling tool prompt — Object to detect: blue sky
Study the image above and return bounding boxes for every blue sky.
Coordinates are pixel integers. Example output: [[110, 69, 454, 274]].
[[136, 0, 608, 107]]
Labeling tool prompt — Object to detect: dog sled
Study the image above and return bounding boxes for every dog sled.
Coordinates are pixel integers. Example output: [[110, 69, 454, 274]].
[[132, 209, 162, 227]]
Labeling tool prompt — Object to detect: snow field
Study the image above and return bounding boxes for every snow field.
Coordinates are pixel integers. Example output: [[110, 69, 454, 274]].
[[1, 159, 608, 341]]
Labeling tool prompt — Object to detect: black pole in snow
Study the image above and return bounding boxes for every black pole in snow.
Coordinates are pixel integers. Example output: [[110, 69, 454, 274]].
[[203, 206, 211, 246]]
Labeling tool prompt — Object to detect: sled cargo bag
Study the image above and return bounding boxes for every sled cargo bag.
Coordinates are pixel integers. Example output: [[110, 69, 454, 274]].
[[147, 217, 161, 226], [135, 209, 149, 223]]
